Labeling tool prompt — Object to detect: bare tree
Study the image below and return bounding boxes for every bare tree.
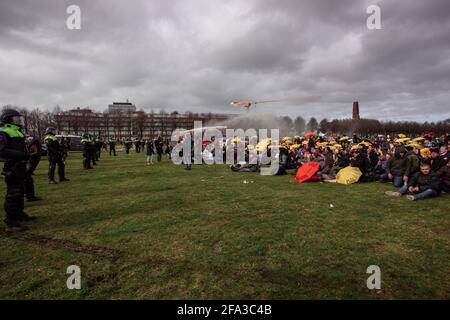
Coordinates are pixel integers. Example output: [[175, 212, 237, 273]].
[[294, 116, 306, 134], [306, 117, 319, 132]]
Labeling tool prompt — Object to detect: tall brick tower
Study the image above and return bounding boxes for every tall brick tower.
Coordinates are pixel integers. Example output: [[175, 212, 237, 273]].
[[352, 101, 360, 120]]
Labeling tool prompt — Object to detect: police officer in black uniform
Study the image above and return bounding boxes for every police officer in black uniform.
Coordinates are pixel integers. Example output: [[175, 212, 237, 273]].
[[90, 134, 97, 166], [125, 137, 132, 154], [81, 133, 93, 170], [134, 138, 141, 153], [95, 138, 102, 161], [44, 127, 69, 184], [109, 137, 117, 156], [0, 109, 35, 232]]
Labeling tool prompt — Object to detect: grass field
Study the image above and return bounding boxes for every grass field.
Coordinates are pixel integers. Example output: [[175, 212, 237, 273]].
[[0, 150, 449, 299]]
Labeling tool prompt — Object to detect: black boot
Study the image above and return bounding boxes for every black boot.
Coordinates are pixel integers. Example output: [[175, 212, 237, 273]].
[[59, 178, 70, 182], [4, 220, 28, 232], [27, 196, 43, 202], [17, 212, 37, 222]]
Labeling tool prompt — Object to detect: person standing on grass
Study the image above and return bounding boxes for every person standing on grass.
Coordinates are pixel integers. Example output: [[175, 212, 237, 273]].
[[385, 163, 441, 200], [155, 135, 164, 162], [59, 137, 69, 161], [89, 134, 97, 166], [24, 135, 42, 202], [125, 137, 132, 154], [134, 138, 141, 153], [45, 127, 69, 184], [81, 133, 93, 170], [95, 137, 102, 161], [182, 136, 192, 170], [0, 109, 36, 232], [165, 142, 173, 160], [108, 137, 117, 156], [146, 138, 154, 165]]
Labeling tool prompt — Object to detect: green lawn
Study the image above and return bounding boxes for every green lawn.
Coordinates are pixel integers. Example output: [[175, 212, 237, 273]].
[[0, 150, 449, 299]]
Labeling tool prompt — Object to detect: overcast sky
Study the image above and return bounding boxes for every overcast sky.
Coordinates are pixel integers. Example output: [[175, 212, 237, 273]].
[[1, 0, 449, 121]]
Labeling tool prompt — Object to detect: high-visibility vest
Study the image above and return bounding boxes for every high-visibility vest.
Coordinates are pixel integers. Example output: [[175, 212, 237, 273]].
[[0, 124, 25, 138]]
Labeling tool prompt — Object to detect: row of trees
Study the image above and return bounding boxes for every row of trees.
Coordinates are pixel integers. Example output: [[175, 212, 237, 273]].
[[2, 105, 449, 138], [282, 116, 449, 136], [0, 105, 228, 139]]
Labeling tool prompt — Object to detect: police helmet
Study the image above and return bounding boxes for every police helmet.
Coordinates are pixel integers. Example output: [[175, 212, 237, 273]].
[[1, 109, 24, 127], [46, 127, 56, 135]]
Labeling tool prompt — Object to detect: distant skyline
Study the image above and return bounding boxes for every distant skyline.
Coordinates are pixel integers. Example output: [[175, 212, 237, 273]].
[[1, 0, 449, 122]]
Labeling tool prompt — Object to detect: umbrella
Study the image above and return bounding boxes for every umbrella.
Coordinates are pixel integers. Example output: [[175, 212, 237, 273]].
[[396, 138, 410, 143], [412, 137, 425, 142], [405, 143, 421, 149], [256, 138, 271, 151], [398, 134, 406, 138], [305, 132, 316, 138], [336, 167, 362, 185], [295, 162, 320, 183]]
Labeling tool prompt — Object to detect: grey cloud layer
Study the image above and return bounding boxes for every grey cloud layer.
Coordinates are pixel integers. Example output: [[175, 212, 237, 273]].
[[0, 0, 449, 121]]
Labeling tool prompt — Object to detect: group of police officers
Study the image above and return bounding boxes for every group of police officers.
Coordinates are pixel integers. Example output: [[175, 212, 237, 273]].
[[0, 109, 71, 232], [81, 133, 100, 170], [0, 109, 105, 232], [0, 108, 171, 232]]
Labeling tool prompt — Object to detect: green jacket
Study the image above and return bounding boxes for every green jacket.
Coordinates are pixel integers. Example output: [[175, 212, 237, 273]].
[[405, 151, 420, 177], [387, 151, 406, 176]]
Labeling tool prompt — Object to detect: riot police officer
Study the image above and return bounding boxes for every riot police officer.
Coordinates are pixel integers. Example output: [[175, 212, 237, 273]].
[[109, 137, 117, 156], [0, 109, 35, 232], [124, 137, 132, 154], [81, 133, 93, 170], [134, 138, 141, 153], [94, 137, 103, 162], [90, 134, 97, 166], [44, 127, 69, 184]]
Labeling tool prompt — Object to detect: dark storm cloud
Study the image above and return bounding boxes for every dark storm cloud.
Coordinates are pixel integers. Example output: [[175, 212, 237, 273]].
[[0, 0, 449, 121]]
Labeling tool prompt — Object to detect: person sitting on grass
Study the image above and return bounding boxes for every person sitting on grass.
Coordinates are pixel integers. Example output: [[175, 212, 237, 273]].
[[404, 145, 421, 182], [385, 163, 441, 201], [436, 158, 450, 193], [376, 153, 390, 178], [350, 147, 370, 182], [427, 146, 448, 172], [386, 146, 407, 187]]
